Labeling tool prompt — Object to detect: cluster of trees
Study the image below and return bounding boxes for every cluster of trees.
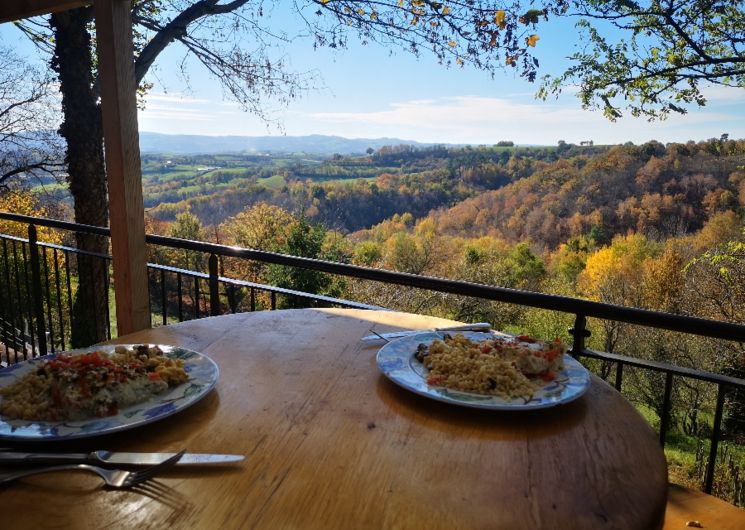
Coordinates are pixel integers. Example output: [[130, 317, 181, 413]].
[[432, 139, 745, 248], [140, 139, 744, 246], [139, 141, 606, 229]]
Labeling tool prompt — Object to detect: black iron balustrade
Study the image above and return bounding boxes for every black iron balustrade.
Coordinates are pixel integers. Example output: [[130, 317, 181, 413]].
[[1, 210, 745, 498], [0, 214, 378, 363]]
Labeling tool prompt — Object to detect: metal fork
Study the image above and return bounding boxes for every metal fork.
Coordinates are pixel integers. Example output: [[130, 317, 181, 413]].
[[0, 450, 184, 489]]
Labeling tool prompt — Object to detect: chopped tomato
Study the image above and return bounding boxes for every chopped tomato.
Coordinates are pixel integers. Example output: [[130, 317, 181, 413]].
[[544, 348, 561, 362], [539, 371, 555, 382], [480, 343, 493, 354], [148, 371, 161, 381], [516, 335, 536, 343], [427, 375, 444, 386]]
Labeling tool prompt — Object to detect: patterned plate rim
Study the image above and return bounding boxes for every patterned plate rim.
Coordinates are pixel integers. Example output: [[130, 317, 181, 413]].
[[0, 344, 219, 441], [376, 331, 590, 410]]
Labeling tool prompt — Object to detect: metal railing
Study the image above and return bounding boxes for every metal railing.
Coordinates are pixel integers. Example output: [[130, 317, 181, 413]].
[[1, 211, 745, 498]]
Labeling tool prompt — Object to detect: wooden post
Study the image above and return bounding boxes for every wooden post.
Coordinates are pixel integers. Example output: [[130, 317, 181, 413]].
[[94, 0, 150, 334], [0, 1, 88, 23]]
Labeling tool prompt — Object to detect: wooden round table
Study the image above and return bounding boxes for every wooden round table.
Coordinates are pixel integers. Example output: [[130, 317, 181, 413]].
[[0, 309, 668, 529]]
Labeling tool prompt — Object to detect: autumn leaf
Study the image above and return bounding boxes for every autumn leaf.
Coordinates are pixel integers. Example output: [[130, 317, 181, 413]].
[[527, 34, 540, 47], [442, 6, 450, 16], [520, 9, 544, 25], [494, 10, 506, 29], [448, 40, 457, 47]]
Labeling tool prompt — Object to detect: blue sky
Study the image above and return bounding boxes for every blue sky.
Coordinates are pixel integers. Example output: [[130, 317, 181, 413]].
[[1, 6, 743, 146]]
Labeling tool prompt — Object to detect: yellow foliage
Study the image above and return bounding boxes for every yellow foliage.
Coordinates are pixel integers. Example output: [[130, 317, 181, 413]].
[[641, 242, 685, 311], [0, 191, 63, 245], [494, 10, 506, 28], [527, 34, 539, 47], [579, 246, 619, 298], [578, 234, 658, 302]]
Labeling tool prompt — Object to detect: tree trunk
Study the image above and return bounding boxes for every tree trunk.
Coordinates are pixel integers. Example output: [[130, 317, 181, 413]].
[[51, 8, 110, 347]]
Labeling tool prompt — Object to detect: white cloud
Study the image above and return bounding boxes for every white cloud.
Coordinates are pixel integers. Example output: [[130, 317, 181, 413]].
[[700, 84, 745, 103], [301, 96, 742, 145], [143, 93, 212, 105], [136, 90, 744, 143]]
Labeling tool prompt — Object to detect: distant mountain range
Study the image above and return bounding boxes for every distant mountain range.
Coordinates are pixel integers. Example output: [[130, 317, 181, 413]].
[[139, 132, 434, 155]]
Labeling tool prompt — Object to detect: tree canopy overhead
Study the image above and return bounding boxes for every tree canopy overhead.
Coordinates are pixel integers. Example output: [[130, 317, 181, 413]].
[[539, 0, 745, 120]]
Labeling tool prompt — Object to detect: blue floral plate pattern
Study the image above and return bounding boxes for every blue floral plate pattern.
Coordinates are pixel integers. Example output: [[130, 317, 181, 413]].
[[0, 344, 219, 440], [376, 331, 590, 410]]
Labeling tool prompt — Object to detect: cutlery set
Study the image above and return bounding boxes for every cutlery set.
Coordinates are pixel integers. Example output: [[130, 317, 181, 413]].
[[361, 322, 492, 343], [0, 449, 244, 488]]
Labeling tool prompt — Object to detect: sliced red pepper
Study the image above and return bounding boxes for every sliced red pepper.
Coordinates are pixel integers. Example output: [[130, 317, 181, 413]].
[[539, 371, 555, 382]]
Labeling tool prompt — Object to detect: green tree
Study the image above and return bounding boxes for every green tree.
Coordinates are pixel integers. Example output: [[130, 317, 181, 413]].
[[266, 214, 334, 308], [219, 203, 295, 292], [168, 211, 207, 272], [538, 0, 745, 120], [685, 229, 745, 438]]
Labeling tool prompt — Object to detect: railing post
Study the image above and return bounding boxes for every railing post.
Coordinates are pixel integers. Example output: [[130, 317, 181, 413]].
[[27, 224, 47, 356], [160, 269, 167, 325], [569, 314, 590, 355], [615, 363, 624, 391], [704, 384, 727, 494], [659, 372, 674, 446], [209, 254, 220, 316]]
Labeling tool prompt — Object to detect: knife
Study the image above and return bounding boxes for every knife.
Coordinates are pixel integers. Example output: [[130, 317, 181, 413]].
[[361, 322, 492, 342], [0, 450, 244, 466]]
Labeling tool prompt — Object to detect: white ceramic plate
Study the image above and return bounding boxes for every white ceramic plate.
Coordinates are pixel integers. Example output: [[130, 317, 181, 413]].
[[0, 344, 219, 441], [376, 331, 590, 410]]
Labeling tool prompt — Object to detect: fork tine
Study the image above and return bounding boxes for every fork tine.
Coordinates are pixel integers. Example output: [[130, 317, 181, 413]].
[[123, 450, 185, 487]]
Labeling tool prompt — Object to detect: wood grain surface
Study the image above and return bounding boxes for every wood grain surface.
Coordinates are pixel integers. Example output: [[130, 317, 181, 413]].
[[0, 309, 668, 529]]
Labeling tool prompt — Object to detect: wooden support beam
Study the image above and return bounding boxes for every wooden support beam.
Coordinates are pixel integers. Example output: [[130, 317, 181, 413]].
[[94, 0, 150, 334], [0, 1, 89, 23]]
